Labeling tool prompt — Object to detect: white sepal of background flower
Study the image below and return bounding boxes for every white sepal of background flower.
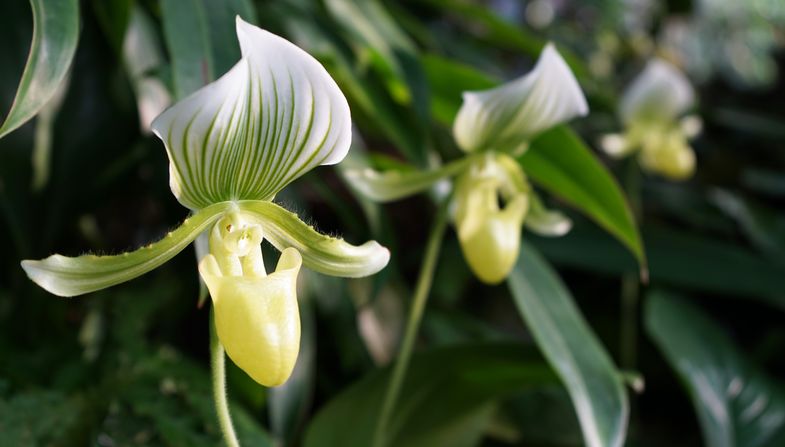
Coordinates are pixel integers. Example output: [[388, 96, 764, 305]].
[[152, 17, 351, 210], [453, 43, 588, 153], [619, 58, 694, 125]]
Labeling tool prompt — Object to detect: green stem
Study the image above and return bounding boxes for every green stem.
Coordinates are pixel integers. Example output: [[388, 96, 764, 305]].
[[371, 203, 449, 447], [211, 310, 241, 447], [620, 158, 642, 371]]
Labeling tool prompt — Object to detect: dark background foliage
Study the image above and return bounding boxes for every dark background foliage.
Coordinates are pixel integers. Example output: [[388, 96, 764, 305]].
[[1, 0, 784, 446]]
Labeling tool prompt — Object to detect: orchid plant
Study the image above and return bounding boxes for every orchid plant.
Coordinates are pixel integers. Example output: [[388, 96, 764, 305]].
[[346, 43, 591, 447], [20, 18, 389, 445], [601, 58, 701, 180], [347, 43, 588, 284]]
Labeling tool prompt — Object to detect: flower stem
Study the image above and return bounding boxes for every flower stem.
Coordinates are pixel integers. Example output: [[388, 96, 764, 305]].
[[211, 309, 241, 447], [372, 202, 449, 447], [620, 158, 642, 371]]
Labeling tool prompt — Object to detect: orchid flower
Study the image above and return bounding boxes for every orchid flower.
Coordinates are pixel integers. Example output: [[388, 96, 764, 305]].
[[601, 58, 701, 180], [346, 44, 587, 284], [21, 18, 390, 388]]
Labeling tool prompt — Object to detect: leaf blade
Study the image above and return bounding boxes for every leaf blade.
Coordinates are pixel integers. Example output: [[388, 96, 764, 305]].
[[520, 126, 645, 266], [645, 291, 785, 447], [507, 243, 629, 447], [0, 0, 79, 139]]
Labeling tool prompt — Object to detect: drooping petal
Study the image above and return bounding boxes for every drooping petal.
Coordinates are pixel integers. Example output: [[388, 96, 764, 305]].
[[525, 193, 572, 237], [453, 43, 588, 153], [620, 58, 694, 125], [21, 202, 234, 297], [236, 201, 390, 277], [151, 18, 351, 210], [343, 156, 473, 202], [201, 247, 302, 387]]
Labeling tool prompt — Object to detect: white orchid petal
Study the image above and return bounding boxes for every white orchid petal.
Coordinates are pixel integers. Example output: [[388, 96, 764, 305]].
[[152, 17, 351, 210], [453, 43, 588, 153], [620, 58, 694, 124]]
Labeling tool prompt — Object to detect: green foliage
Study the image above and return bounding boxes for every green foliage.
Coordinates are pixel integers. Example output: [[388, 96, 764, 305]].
[[646, 291, 785, 447], [508, 243, 628, 447], [0, 0, 79, 140]]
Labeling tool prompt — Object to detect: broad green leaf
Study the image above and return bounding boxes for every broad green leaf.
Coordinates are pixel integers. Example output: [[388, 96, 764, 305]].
[[160, 0, 214, 99], [645, 291, 785, 447], [343, 156, 472, 202], [422, 54, 496, 126], [21, 202, 233, 297], [0, 0, 79, 140], [236, 200, 389, 278], [303, 343, 557, 447], [160, 0, 256, 99], [91, 0, 131, 53], [421, 0, 587, 78], [520, 126, 645, 267], [324, 0, 416, 102], [454, 44, 588, 153], [532, 221, 785, 308], [152, 19, 352, 210], [507, 243, 629, 447]]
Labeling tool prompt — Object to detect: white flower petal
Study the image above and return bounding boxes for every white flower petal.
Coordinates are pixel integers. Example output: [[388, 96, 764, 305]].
[[453, 43, 588, 153], [620, 58, 694, 124], [152, 17, 351, 210]]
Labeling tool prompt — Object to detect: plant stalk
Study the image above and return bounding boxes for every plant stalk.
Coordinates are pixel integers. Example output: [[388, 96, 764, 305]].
[[211, 309, 241, 447], [371, 203, 449, 447]]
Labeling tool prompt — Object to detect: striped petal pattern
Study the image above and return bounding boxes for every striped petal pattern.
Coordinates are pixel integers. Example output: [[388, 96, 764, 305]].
[[152, 18, 351, 210], [453, 43, 588, 153]]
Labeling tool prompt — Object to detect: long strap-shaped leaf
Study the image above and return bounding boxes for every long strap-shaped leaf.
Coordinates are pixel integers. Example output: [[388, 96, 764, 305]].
[[237, 200, 389, 278], [0, 0, 79, 140], [520, 126, 645, 269], [508, 243, 629, 447], [21, 202, 233, 297], [646, 291, 785, 447]]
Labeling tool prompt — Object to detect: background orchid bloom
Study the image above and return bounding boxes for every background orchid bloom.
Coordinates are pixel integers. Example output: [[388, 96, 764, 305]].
[[346, 43, 587, 284], [601, 58, 701, 180], [21, 18, 390, 388]]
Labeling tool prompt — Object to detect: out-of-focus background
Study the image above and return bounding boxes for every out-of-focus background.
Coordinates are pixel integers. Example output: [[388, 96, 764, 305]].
[[1, 0, 784, 446]]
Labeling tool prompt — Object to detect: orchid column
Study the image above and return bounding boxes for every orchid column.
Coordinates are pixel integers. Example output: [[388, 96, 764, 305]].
[[21, 18, 389, 446]]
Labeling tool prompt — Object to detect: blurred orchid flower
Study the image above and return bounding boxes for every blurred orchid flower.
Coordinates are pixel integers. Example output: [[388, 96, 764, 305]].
[[21, 18, 389, 387], [346, 44, 587, 284], [601, 58, 700, 180]]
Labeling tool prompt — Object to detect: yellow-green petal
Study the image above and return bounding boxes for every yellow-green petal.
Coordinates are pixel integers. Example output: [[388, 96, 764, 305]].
[[236, 200, 390, 278], [21, 202, 233, 297]]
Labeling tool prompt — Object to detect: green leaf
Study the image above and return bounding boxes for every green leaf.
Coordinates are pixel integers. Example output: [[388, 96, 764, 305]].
[[21, 202, 233, 297], [422, 54, 496, 126], [303, 343, 557, 447], [236, 200, 389, 278], [0, 0, 79, 140], [532, 221, 785, 308], [507, 243, 629, 447], [160, 0, 257, 99], [152, 19, 352, 210], [520, 126, 645, 267], [645, 291, 785, 447], [160, 0, 214, 99]]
